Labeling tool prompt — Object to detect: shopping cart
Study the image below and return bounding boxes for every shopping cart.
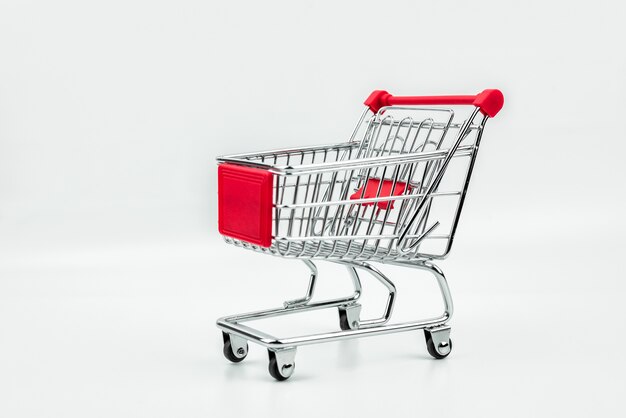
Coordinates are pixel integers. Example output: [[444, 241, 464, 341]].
[[216, 89, 504, 380]]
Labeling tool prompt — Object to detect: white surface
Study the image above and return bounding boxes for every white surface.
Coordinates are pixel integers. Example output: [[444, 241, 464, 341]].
[[1, 239, 624, 417], [1, 0, 625, 416]]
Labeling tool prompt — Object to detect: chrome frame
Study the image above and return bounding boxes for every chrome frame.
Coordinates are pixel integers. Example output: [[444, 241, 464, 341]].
[[216, 104, 491, 378], [218, 106, 487, 261], [216, 258, 453, 349]]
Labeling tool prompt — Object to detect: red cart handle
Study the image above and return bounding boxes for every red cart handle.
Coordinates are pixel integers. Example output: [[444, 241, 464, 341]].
[[364, 89, 504, 117]]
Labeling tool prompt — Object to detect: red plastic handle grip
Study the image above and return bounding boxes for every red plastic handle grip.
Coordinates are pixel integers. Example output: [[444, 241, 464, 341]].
[[364, 89, 504, 117]]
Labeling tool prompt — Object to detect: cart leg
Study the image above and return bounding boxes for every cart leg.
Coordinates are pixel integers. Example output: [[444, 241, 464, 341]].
[[284, 261, 363, 309], [409, 260, 454, 358], [283, 260, 318, 308], [267, 347, 297, 381], [335, 261, 397, 329], [409, 260, 454, 323]]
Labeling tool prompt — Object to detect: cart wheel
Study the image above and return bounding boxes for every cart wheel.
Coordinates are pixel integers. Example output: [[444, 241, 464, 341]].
[[424, 329, 452, 359], [268, 350, 295, 381], [222, 332, 248, 363], [338, 309, 353, 331], [338, 303, 361, 331]]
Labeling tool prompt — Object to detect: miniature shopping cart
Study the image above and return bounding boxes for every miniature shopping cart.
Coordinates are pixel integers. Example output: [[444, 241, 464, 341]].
[[216, 89, 504, 380]]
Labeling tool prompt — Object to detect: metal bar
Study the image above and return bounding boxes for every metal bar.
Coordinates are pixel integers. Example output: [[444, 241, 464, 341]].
[[218, 144, 475, 175], [283, 260, 319, 308], [336, 261, 396, 328], [440, 115, 489, 258], [397, 108, 481, 254], [216, 259, 453, 350], [218, 142, 358, 161], [217, 315, 449, 349], [274, 232, 447, 241], [218, 265, 362, 324], [275, 190, 462, 209]]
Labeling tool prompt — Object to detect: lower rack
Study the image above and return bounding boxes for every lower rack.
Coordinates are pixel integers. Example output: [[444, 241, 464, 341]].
[[216, 259, 454, 381]]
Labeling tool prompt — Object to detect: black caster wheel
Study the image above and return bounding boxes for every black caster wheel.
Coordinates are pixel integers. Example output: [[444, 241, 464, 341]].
[[424, 329, 452, 359], [222, 332, 248, 363], [338, 308, 353, 331], [338, 304, 361, 331], [268, 350, 295, 381]]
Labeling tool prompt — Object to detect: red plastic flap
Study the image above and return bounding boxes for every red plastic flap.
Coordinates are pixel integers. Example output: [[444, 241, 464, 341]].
[[218, 164, 273, 247], [350, 179, 411, 210]]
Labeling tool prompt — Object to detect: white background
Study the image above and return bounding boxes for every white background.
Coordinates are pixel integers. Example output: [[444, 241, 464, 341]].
[[1, 0, 625, 417]]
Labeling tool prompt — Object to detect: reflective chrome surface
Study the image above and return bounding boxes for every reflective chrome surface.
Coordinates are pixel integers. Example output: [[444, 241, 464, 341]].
[[217, 259, 453, 348], [426, 325, 452, 356], [218, 105, 488, 261], [217, 103, 492, 379], [228, 334, 248, 359]]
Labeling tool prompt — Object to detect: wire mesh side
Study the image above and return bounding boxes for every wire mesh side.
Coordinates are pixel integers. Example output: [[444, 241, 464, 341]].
[[219, 106, 485, 261]]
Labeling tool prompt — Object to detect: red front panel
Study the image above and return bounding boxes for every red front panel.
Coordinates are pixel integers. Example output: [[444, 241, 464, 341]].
[[218, 164, 273, 247]]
